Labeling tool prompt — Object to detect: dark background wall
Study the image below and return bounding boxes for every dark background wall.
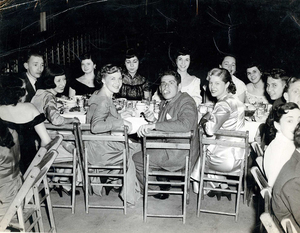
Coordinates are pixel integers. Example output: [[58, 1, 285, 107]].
[[1, 0, 300, 86]]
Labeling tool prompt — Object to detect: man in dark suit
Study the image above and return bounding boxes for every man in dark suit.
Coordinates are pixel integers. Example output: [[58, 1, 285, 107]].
[[133, 70, 199, 199], [272, 121, 300, 228], [21, 50, 44, 102]]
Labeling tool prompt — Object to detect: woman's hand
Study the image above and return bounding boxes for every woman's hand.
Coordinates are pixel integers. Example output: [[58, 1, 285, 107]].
[[123, 119, 133, 134], [137, 124, 155, 137], [143, 108, 157, 123]]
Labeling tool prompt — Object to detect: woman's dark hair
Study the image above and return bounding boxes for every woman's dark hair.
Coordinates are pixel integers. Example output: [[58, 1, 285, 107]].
[[294, 121, 300, 148], [80, 52, 97, 63], [125, 48, 139, 60], [158, 70, 181, 85], [246, 62, 263, 74], [0, 74, 26, 105], [0, 119, 15, 148], [265, 102, 299, 144], [95, 64, 122, 86], [207, 68, 236, 94], [0, 74, 26, 148], [175, 47, 191, 60], [37, 63, 65, 89]]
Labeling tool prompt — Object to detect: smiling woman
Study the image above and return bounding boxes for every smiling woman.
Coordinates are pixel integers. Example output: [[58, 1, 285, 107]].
[[191, 68, 245, 198], [31, 63, 79, 126], [84, 64, 141, 206], [245, 62, 269, 105]]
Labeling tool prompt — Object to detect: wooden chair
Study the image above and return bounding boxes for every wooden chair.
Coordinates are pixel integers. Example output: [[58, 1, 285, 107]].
[[0, 149, 59, 232], [251, 166, 300, 233], [77, 123, 129, 214], [197, 128, 249, 221], [24, 135, 63, 233], [251, 141, 264, 172], [142, 130, 194, 224], [45, 122, 84, 214]]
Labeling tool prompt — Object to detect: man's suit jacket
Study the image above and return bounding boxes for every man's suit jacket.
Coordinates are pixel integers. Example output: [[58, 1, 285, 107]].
[[21, 72, 36, 102], [272, 149, 300, 227], [148, 92, 199, 172]]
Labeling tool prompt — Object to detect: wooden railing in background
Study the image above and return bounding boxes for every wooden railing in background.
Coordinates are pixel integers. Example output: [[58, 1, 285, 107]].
[[2, 26, 106, 73]]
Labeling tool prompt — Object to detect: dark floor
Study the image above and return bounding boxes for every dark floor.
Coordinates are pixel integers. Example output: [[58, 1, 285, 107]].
[[42, 185, 261, 233]]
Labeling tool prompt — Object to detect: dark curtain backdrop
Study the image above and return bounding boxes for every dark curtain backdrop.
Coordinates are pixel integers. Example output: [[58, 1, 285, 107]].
[[1, 0, 300, 85]]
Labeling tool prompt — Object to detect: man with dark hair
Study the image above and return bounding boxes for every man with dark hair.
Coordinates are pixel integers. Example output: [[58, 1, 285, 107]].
[[272, 121, 300, 229], [21, 49, 44, 102], [133, 70, 199, 200]]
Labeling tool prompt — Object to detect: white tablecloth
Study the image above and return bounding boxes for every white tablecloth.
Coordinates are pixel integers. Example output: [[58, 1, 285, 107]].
[[61, 111, 86, 124]]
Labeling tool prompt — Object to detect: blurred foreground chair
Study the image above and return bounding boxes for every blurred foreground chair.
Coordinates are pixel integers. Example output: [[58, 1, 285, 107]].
[[45, 122, 84, 214], [24, 135, 63, 233], [251, 166, 300, 233], [77, 124, 129, 214], [0, 149, 58, 232], [142, 130, 194, 224], [197, 129, 249, 221]]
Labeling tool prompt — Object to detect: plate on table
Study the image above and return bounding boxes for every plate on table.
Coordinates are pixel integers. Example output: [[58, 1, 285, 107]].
[[125, 117, 147, 134]]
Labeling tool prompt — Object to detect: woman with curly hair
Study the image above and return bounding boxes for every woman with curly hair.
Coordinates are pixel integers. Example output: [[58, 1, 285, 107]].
[[0, 74, 51, 220], [191, 68, 245, 200], [85, 64, 141, 207], [263, 102, 300, 187]]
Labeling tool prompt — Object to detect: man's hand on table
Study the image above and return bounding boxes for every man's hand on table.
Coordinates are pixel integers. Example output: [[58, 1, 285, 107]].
[[137, 124, 155, 137]]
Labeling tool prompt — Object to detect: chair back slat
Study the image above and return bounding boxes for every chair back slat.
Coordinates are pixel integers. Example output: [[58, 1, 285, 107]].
[[146, 142, 191, 150], [142, 129, 193, 223], [78, 123, 129, 214], [197, 127, 249, 221], [144, 130, 193, 139], [24, 135, 63, 179]]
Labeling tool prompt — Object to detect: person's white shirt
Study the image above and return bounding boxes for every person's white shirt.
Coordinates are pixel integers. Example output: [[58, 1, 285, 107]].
[[232, 75, 246, 101], [263, 132, 295, 187]]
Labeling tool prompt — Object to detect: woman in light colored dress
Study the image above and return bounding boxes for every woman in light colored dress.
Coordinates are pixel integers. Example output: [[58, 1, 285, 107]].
[[0, 75, 51, 220], [191, 68, 245, 200], [152, 47, 202, 107], [85, 64, 141, 206], [245, 63, 269, 105]]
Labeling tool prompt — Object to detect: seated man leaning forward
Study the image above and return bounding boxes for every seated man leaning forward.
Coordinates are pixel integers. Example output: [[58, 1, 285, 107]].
[[133, 70, 199, 200]]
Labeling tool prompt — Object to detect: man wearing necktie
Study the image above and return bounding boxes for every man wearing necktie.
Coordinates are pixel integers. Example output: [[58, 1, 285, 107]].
[[21, 50, 44, 102], [133, 70, 199, 200]]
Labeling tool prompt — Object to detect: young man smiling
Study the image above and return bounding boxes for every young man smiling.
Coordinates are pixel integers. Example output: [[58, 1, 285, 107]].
[[133, 70, 199, 200]]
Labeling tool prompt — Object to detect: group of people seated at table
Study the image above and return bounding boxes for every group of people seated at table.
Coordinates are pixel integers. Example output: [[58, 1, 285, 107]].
[[1, 46, 300, 229]]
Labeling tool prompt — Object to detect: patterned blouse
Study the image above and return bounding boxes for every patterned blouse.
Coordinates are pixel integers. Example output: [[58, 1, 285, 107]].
[[31, 89, 65, 126], [116, 72, 148, 100]]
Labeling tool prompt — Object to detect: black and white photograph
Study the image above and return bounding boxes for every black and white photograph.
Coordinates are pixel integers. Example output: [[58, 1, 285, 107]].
[[1, 0, 300, 232]]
